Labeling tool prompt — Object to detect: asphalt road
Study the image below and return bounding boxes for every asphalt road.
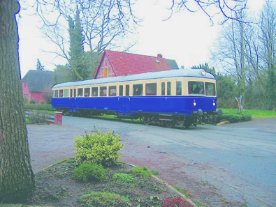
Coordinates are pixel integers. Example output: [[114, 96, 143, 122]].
[[27, 117, 276, 207]]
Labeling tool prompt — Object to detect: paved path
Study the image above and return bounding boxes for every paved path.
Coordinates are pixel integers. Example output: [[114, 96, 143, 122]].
[[27, 117, 276, 207]]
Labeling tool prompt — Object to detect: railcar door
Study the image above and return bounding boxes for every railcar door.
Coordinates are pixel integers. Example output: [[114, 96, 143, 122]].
[[70, 88, 77, 111]]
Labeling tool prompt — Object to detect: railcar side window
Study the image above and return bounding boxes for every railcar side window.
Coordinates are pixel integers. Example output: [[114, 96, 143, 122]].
[[70, 89, 74, 97], [77, 88, 83, 97], [84, 88, 90, 97], [59, 89, 64, 98], [109, 86, 117, 96], [126, 85, 130, 96], [167, 82, 171, 95], [64, 89, 69, 97], [205, 82, 216, 96], [161, 82, 165, 95], [133, 84, 143, 96], [92, 87, 98, 96], [119, 85, 123, 96], [188, 81, 204, 95], [146, 83, 157, 95], [100, 86, 107, 96], [176, 81, 182, 95]]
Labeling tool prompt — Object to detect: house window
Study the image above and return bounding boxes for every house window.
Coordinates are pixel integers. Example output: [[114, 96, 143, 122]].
[[100, 86, 107, 96], [146, 83, 157, 95], [77, 88, 83, 97], [103, 67, 108, 77], [188, 81, 204, 95], [59, 89, 63, 98], [92, 87, 98, 96], [126, 85, 129, 96], [133, 84, 143, 96], [84, 88, 90, 97], [119, 85, 123, 96], [161, 82, 165, 96], [176, 81, 182, 95], [167, 82, 171, 96], [109, 86, 117, 96]]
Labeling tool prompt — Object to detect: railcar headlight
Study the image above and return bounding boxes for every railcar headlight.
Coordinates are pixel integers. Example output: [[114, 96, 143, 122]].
[[193, 100, 197, 106], [213, 102, 216, 106]]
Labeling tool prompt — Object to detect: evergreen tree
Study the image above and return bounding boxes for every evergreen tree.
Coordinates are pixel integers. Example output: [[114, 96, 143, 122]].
[[68, 8, 88, 80], [191, 63, 216, 76]]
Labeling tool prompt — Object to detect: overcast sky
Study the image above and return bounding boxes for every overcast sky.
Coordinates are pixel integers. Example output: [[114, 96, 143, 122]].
[[18, 0, 265, 77]]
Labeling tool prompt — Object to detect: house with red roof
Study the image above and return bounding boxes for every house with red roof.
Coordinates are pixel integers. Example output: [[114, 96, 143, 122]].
[[94, 50, 179, 79]]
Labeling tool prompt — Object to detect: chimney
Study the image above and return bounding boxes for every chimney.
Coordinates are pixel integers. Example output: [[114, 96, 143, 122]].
[[157, 54, 163, 58]]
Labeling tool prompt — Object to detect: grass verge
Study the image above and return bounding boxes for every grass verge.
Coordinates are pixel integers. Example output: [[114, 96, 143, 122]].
[[220, 108, 276, 119]]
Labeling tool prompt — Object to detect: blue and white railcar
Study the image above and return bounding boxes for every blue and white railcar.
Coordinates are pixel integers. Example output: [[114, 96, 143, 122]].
[[52, 69, 217, 126]]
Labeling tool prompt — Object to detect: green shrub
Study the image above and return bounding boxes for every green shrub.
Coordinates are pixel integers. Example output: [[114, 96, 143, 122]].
[[112, 173, 134, 183], [80, 191, 130, 207], [129, 167, 153, 178], [72, 163, 107, 182], [75, 131, 123, 166]]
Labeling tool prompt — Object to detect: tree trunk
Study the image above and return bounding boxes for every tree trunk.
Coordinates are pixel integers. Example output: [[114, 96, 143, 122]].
[[0, 0, 34, 202]]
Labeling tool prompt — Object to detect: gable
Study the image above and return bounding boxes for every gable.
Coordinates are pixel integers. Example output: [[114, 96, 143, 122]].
[[94, 50, 179, 79]]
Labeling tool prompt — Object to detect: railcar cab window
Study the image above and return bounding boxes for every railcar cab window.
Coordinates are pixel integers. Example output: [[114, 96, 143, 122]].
[[100, 86, 107, 96], [119, 85, 123, 96], [59, 89, 63, 97], [92, 87, 98, 96], [205, 82, 216, 96], [176, 81, 182, 95], [109, 86, 117, 96], [77, 88, 83, 97], [84, 88, 90, 97], [161, 82, 165, 95], [133, 84, 143, 96], [167, 82, 171, 95], [188, 81, 204, 95], [146, 83, 157, 95], [54, 90, 58, 98]]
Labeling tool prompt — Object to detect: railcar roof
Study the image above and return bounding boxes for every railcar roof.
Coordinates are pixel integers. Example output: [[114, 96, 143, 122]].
[[52, 69, 215, 89]]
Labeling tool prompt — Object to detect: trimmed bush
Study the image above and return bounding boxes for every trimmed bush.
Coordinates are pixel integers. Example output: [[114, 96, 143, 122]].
[[72, 163, 107, 182], [112, 173, 134, 183], [80, 192, 130, 207], [75, 131, 123, 166], [217, 113, 252, 123]]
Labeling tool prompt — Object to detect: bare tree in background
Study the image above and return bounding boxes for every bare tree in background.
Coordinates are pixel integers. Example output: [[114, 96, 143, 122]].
[[33, 0, 248, 62], [259, 0, 276, 109], [215, 11, 248, 98], [34, 0, 135, 65]]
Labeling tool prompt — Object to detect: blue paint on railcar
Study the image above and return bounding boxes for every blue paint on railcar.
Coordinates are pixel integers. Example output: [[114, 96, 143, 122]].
[[52, 96, 216, 116]]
